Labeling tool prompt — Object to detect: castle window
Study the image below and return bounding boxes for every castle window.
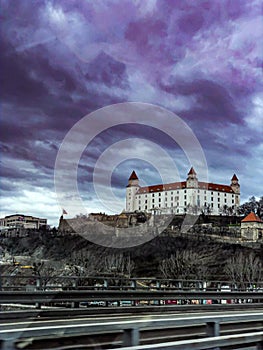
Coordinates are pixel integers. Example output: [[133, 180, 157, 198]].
[[204, 196, 207, 200], [145, 200, 147, 204], [159, 193, 161, 196], [171, 192, 173, 195], [184, 201, 187, 206], [218, 192, 220, 195], [211, 197, 213, 201], [145, 205, 147, 210], [184, 195, 187, 200], [218, 204, 220, 208], [204, 191, 206, 194], [152, 193, 155, 197], [184, 189, 187, 193], [165, 192, 167, 195], [139, 206, 141, 210], [211, 203, 213, 208], [159, 198, 161, 202], [211, 191, 213, 195], [225, 199, 227, 203], [152, 199, 155, 203], [224, 193, 227, 196], [171, 197, 173, 201], [218, 198, 220, 202], [232, 200, 234, 204], [165, 197, 167, 201]]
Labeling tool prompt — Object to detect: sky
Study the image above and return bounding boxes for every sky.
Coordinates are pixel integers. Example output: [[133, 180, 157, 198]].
[[0, 0, 262, 227]]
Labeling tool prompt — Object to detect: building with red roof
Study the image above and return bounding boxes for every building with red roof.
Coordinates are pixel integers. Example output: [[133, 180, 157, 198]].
[[241, 212, 263, 241], [126, 168, 240, 215]]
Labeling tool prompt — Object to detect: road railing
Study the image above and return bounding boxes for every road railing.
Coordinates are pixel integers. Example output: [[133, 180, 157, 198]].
[[0, 312, 262, 349], [0, 290, 262, 308]]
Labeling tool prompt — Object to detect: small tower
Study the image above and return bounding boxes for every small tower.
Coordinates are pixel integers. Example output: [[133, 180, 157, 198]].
[[126, 171, 140, 212], [186, 167, 198, 188], [230, 174, 240, 194]]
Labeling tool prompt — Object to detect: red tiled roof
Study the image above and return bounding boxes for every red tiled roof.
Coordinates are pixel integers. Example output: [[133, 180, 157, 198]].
[[136, 181, 234, 194], [188, 167, 196, 175], [231, 174, 239, 181], [129, 170, 138, 180], [241, 212, 263, 223]]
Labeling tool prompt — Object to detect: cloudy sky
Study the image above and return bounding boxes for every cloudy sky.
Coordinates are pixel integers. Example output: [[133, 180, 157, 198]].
[[1, 0, 262, 227]]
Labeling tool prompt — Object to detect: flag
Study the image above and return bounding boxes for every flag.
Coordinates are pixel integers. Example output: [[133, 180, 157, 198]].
[[62, 209, 67, 215]]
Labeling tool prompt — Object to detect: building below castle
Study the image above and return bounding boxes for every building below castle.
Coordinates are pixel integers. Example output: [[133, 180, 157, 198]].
[[126, 168, 240, 215], [0, 214, 47, 230]]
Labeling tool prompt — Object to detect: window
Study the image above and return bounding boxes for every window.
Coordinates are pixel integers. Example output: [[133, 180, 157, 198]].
[[184, 189, 187, 193], [184, 201, 187, 206], [218, 204, 220, 208], [159, 198, 161, 202], [159, 193, 161, 196], [152, 193, 155, 197], [145, 200, 147, 204], [171, 197, 173, 201], [145, 205, 147, 210], [211, 192, 213, 195], [184, 195, 187, 199], [211, 197, 213, 201]]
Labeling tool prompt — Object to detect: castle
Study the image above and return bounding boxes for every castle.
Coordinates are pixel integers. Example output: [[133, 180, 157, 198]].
[[126, 168, 240, 215]]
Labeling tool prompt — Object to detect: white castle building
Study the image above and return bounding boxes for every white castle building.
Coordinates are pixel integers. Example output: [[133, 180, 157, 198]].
[[126, 168, 240, 215]]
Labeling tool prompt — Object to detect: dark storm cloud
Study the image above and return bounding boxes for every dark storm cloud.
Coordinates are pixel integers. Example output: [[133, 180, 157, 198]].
[[0, 0, 262, 223]]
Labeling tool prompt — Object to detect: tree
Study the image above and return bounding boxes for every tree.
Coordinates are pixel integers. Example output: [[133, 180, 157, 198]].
[[238, 196, 263, 218], [159, 250, 211, 280], [224, 252, 262, 288]]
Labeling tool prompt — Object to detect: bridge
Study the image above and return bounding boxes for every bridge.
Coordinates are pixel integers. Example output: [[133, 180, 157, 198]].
[[0, 276, 262, 349]]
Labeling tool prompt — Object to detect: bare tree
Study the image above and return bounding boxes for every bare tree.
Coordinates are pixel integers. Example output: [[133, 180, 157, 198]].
[[159, 250, 211, 280], [224, 252, 262, 288]]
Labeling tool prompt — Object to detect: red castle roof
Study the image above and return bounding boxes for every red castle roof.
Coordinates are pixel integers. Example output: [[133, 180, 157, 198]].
[[241, 212, 263, 223], [231, 174, 239, 181], [137, 181, 234, 194], [188, 167, 197, 175], [129, 170, 138, 181]]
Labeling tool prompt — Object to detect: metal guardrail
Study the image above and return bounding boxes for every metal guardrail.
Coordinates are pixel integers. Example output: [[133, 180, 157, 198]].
[[1, 275, 263, 292], [121, 332, 263, 350], [0, 312, 262, 349], [0, 290, 263, 305]]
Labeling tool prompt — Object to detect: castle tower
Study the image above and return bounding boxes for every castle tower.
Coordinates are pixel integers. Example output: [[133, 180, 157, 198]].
[[186, 167, 198, 188], [230, 174, 240, 194], [126, 171, 140, 212]]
